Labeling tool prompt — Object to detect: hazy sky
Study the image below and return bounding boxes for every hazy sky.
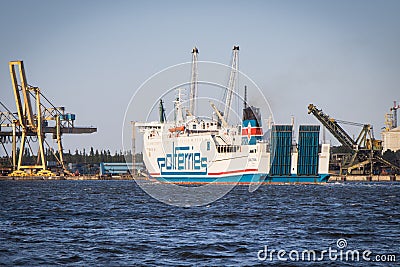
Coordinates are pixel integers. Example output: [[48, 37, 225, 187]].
[[1, 0, 399, 152]]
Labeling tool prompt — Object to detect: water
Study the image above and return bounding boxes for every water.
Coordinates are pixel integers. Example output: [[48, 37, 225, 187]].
[[0, 181, 399, 266]]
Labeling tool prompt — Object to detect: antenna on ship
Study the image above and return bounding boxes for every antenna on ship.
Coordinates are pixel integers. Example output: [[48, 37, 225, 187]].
[[189, 47, 198, 116], [244, 85, 247, 109], [224, 45, 239, 123]]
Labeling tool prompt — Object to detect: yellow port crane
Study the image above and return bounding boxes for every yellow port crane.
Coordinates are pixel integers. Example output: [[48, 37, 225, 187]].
[[308, 103, 400, 175], [1, 61, 96, 176]]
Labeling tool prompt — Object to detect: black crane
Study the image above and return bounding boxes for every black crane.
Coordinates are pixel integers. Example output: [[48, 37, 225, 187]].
[[308, 104, 400, 175]]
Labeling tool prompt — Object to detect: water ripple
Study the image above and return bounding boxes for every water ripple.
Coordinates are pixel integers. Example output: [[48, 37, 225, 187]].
[[0, 181, 399, 266]]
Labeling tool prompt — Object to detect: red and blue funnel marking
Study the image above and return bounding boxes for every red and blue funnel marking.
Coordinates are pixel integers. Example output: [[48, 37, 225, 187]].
[[242, 120, 263, 145]]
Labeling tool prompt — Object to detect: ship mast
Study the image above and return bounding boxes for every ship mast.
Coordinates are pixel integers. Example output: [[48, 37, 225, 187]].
[[174, 88, 185, 124], [224, 46, 239, 123], [189, 47, 198, 116]]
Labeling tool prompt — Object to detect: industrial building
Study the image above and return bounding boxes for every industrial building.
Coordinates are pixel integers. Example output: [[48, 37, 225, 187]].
[[382, 126, 400, 152], [382, 101, 400, 152]]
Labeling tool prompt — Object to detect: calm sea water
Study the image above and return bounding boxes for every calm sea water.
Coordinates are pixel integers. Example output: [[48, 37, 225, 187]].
[[0, 180, 399, 266]]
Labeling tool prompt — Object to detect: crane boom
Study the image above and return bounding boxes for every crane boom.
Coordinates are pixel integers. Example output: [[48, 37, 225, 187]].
[[307, 104, 356, 149], [210, 101, 228, 128], [189, 47, 198, 116], [223, 46, 239, 123]]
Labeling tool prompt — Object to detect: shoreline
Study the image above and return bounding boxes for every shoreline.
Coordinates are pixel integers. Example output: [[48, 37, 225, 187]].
[[0, 174, 398, 182]]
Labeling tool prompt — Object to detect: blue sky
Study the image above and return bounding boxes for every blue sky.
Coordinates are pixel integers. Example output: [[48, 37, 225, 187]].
[[1, 0, 399, 152]]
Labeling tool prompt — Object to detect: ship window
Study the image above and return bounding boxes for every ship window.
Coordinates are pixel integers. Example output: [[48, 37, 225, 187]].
[[193, 124, 196, 129], [207, 141, 210, 151], [216, 145, 240, 153]]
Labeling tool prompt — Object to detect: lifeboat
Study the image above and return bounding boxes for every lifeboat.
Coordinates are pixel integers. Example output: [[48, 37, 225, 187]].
[[169, 125, 185, 133]]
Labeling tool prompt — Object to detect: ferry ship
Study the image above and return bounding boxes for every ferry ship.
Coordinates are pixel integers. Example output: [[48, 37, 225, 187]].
[[136, 46, 330, 184]]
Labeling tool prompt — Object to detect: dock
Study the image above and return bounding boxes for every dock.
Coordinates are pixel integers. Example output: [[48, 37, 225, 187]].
[[1, 175, 398, 182], [329, 175, 398, 182]]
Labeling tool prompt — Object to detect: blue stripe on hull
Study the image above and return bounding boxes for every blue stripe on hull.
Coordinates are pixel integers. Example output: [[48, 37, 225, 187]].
[[153, 173, 330, 184], [156, 173, 265, 183]]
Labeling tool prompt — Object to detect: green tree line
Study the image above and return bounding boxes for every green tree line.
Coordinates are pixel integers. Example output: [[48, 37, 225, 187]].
[[1, 147, 143, 166]]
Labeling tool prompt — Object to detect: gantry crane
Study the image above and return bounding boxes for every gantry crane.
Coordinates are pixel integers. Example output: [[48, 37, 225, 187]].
[[308, 103, 400, 175], [0, 60, 96, 176], [0, 102, 19, 172]]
